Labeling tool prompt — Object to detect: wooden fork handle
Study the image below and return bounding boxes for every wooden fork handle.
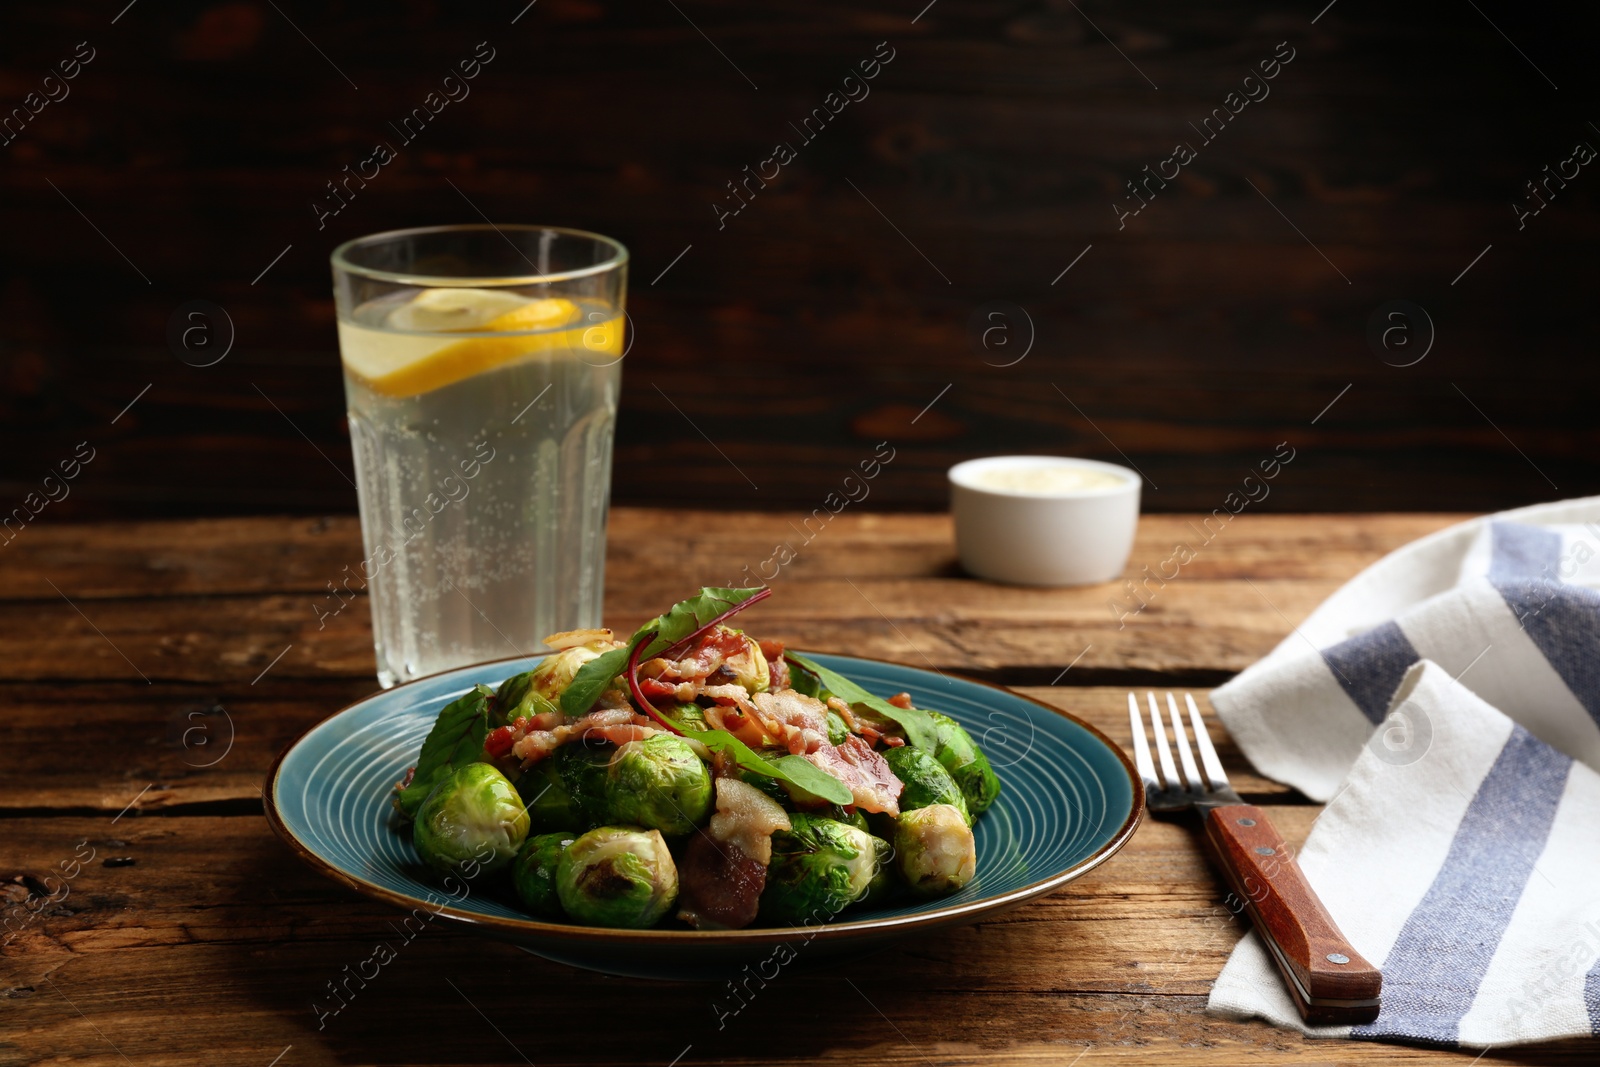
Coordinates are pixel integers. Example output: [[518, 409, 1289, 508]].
[[1204, 803, 1382, 1025]]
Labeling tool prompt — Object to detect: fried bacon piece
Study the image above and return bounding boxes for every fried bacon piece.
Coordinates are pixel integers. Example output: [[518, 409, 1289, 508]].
[[698, 687, 831, 756], [676, 832, 767, 931], [808, 735, 903, 816], [760, 640, 792, 691], [677, 778, 791, 930], [508, 708, 656, 766], [708, 778, 792, 865]]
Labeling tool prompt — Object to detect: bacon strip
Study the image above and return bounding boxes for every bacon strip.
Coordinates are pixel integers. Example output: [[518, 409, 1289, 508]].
[[677, 779, 791, 930], [509, 708, 654, 766], [807, 735, 903, 816], [760, 640, 792, 691]]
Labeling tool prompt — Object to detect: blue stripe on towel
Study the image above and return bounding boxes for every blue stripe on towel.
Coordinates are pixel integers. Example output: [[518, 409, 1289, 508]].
[[1587, 957, 1600, 1035], [1353, 726, 1572, 1045], [1492, 582, 1600, 732], [1488, 522, 1562, 582], [1321, 621, 1420, 724]]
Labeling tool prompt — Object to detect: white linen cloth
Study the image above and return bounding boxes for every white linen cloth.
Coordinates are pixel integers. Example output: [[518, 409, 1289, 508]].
[[1206, 497, 1600, 1047]]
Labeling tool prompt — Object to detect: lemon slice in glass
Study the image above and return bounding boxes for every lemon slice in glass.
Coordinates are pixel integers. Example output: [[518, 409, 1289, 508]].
[[339, 289, 619, 399]]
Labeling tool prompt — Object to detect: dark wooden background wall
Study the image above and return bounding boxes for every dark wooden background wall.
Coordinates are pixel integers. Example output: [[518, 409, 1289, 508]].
[[2, 0, 1597, 518]]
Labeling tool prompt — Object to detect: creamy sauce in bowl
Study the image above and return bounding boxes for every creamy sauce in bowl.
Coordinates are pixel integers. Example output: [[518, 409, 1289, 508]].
[[968, 464, 1128, 495]]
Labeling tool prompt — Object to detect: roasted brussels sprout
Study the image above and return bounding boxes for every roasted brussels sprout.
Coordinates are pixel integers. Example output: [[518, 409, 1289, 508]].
[[511, 832, 577, 919], [554, 741, 613, 826], [927, 711, 1002, 816], [894, 803, 976, 896], [670, 703, 709, 732], [494, 670, 561, 726], [717, 629, 771, 694], [516, 758, 583, 833], [862, 833, 897, 906], [412, 762, 530, 877], [602, 734, 714, 836], [883, 745, 971, 824], [555, 826, 679, 928], [819, 804, 869, 833], [760, 814, 881, 923], [523, 641, 611, 706], [824, 709, 851, 745]]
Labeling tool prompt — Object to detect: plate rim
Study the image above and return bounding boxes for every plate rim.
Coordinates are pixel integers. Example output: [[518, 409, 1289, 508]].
[[262, 649, 1146, 946]]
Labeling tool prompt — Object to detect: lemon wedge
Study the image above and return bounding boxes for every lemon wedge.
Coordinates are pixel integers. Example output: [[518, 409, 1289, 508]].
[[385, 287, 540, 332], [339, 289, 624, 399]]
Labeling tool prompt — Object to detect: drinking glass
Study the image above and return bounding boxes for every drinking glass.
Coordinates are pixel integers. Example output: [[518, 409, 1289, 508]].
[[331, 225, 627, 687]]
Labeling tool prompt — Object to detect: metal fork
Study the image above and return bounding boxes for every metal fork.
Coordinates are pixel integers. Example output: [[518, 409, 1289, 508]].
[[1129, 691, 1382, 1026]]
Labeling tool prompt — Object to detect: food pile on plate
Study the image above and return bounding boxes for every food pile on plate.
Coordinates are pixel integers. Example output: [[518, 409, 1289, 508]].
[[390, 587, 1000, 929]]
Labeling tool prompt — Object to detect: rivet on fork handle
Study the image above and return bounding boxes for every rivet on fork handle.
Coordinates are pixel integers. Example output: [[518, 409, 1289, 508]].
[[1204, 801, 1383, 1026]]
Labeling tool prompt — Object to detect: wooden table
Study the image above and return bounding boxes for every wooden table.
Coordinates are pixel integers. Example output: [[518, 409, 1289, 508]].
[[4, 510, 1593, 1065]]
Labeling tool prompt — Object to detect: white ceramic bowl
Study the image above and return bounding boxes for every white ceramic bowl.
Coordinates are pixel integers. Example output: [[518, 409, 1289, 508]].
[[949, 456, 1141, 586]]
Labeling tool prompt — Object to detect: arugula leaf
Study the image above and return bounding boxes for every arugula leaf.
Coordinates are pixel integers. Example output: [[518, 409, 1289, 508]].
[[392, 684, 495, 819], [682, 727, 852, 805], [561, 587, 769, 715], [784, 652, 939, 751]]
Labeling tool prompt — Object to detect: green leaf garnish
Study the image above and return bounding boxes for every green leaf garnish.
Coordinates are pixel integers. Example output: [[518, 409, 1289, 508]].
[[783, 651, 939, 751], [677, 726, 852, 805], [392, 684, 496, 819], [561, 587, 770, 716]]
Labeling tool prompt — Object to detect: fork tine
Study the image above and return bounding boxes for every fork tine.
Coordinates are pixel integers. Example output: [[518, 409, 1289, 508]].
[[1127, 692, 1160, 793], [1166, 692, 1204, 794], [1146, 691, 1180, 790], [1185, 693, 1230, 790]]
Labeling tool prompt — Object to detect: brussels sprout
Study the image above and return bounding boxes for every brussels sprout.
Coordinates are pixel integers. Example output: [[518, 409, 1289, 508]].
[[894, 803, 976, 897], [555, 827, 679, 928], [524, 644, 609, 706], [511, 832, 577, 919], [412, 762, 530, 878], [927, 711, 1002, 816], [820, 804, 869, 833], [760, 814, 881, 924], [516, 758, 583, 833], [861, 834, 897, 906], [717, 629, 770, 694], [555, 741, 613, 826], [824, 709, 851, 745], [883, 745, 971, 824], [494, 670, 561, 726], [670, 703, 709, 732], [602, 734, 713, 836]]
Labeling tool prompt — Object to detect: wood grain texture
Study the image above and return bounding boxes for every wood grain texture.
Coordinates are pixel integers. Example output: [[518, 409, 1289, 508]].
[[2, 512, 1596, 1064], [0, 510, 1456, 686], [2, 812, 1590, 1065], [2, 4, 1598, 517]]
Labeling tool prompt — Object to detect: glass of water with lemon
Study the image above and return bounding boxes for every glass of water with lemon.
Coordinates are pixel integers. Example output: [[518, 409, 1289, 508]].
[[331, 225, 627, 687]]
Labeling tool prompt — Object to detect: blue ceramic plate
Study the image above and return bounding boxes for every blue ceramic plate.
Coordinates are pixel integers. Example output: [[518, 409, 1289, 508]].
[[264, 652, 1143, 980]]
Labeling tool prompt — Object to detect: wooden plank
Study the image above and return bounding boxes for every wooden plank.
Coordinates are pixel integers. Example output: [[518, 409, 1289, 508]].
[[0, 684, 1291, 812], [0, 512, 1455, 685], [4, 1, 1599, 520], [0, 511, 1457, 601], [2, 813, 1592, 1064], [9, 345, 1597, 520]]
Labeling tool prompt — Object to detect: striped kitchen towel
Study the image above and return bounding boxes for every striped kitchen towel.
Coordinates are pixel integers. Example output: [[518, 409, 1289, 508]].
[[1206, 497, 1600, 1046]]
